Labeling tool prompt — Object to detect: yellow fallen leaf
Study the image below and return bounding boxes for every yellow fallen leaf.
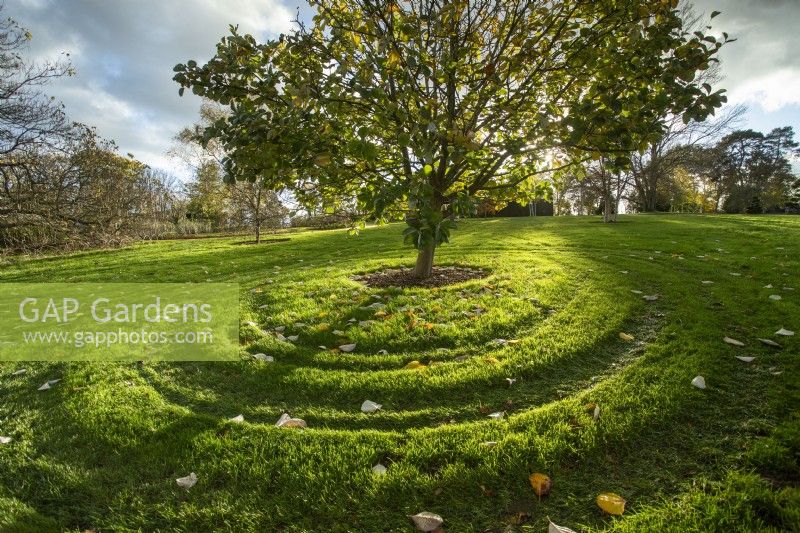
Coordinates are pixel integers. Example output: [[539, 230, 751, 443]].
[[404, 360, 427, 370], [529, 473, 552, 497], [317, 323, 330, 332], [596, 492, 626, 515], [484, 356, 500, 365], [619, 332, 634, 341]]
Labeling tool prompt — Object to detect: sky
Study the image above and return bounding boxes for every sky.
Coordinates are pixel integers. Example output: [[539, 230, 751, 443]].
[[6, 0, 800, 181]]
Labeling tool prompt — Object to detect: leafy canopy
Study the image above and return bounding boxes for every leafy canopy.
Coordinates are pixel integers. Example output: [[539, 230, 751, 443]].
[[174, 0, 729, 252]]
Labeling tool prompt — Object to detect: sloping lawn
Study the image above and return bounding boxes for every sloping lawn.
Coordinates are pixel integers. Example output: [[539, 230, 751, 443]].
[[0, 215, 797, 531]]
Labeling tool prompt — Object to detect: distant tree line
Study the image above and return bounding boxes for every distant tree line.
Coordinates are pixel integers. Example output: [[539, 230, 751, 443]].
[[547, 124, 799, 218], [0, 7, 292, 251], [0, 9, 183, 251], [540, 8, 799, 220]]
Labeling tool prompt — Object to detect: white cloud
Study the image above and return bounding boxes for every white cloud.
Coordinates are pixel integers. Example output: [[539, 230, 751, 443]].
[[5, 0, 798, 179], [4, 0, 299, 179], [728, 68, 800, 112]]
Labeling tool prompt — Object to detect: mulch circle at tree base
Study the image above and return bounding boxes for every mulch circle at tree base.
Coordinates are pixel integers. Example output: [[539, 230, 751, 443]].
[[353, 266, 487, 289]]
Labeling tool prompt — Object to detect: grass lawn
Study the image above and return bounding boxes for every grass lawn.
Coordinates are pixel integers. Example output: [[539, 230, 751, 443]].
[[0, 215, 798, 532]]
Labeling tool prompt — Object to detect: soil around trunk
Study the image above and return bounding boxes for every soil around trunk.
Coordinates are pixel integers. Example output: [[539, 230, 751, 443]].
[[353, 266, 487, 288]]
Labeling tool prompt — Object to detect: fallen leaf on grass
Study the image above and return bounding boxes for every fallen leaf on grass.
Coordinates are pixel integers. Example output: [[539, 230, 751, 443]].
[[596, 492, 626, 515], [488, 411, 505, 420], [505, 377, 516, 386], [372, 463, 387, 475], [642, 295, 659, 301], [361, 400, 382, 413], [484, 356, 500, 365], [252, 353, 274, 362], [275, 413, 307, 429], [0, 436, 11, 444], [409, 511, 443, 532], [769, 295, 782, 301], [11, 369, 26, 376], [735, 356, 755, 363], [549, 519, 577, 533], [404, 360, 427, 370], [723, 336, 745, 347], [691, 376, 706, 389], [176, 472, 197, 489], [529, 473, 552, 497], [776, 328, 795, 336], [229, 414, 244, 423], [37, 379, 60, 391], [339, 343, 357, 353], [619, 332, 634, 341], [701, 280, 714, 285], [480, 441, 497, 448], [758, 338, 781, 348]]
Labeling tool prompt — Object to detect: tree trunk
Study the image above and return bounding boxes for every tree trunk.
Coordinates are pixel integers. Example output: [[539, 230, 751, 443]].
[[254, 188, 261, 244], [603, 193, 617, 222], [413, 243, 435, 279], [644, 183, 658, 212]]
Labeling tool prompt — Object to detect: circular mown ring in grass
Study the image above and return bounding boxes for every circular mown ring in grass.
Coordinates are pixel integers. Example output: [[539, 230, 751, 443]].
[[353, 266, 488, 288]]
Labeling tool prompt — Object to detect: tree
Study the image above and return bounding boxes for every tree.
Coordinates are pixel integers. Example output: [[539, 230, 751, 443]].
[[579, 158, 634, 222], [0, 125, 175, 249], [174, 0, 729, 278], [622, 5, 743, 213], [711, 128, 799, 213], [172, 102, 290, 240], [0, 8, 73, 165], [228, 182, 288, 242], [184, 160, 228, 229]]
